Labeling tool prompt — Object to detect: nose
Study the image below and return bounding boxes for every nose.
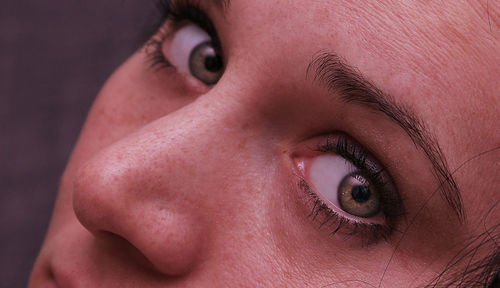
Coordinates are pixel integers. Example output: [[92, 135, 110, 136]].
[[72, 114, 209, 276]]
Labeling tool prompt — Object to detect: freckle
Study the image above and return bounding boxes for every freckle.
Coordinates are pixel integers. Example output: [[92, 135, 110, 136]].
[[241, 122, 250, 130], [238, 138, 248, 150]]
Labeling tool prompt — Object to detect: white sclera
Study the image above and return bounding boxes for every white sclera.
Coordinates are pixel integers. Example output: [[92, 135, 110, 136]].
[[309, 154, 357, 208], [167, 24, 212, 74]]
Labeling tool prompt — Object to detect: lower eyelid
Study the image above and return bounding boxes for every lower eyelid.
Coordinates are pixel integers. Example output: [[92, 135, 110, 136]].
[[297, 179, 393, 245], [300, 176, 386, 225]]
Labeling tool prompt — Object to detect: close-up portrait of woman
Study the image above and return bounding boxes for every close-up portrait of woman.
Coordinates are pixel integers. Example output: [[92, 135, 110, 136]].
[[21, 0, 500, 287]]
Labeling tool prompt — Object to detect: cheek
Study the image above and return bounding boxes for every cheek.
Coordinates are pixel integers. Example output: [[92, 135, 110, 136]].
[[262, 159, 385, 283]]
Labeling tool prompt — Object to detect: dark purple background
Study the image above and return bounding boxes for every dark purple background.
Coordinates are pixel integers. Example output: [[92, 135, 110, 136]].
[[1, 1, 157, 287]]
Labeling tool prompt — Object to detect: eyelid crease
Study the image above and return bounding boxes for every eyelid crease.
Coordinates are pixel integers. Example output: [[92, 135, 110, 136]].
[[156, 0, 222, 48]]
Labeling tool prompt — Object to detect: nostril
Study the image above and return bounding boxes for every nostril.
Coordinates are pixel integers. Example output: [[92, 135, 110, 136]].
[[127, 212, 205, 276], [93, 231, 160, 273], [90, 214, 204, 277]]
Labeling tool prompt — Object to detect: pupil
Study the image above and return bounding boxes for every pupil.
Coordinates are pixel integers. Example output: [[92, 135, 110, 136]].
[[351, 185, 371, 203], [204, 54, 222, 72]]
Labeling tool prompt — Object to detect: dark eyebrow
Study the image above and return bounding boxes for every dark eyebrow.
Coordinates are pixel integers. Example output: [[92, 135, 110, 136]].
[[307, 52, 464, 221]]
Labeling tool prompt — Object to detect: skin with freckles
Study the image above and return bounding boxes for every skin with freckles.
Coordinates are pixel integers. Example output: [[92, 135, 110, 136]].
[[30, 1, 499, 287]]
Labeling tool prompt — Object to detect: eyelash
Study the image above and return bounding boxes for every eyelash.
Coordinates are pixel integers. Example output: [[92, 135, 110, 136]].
[[146, 0, 222, 70], [300, 135, 405, 246]]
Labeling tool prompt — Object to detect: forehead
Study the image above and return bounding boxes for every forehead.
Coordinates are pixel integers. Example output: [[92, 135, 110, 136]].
[[217, 0, 500, 165], [223, 1, 499, 81], [220, 1, 499, 85]]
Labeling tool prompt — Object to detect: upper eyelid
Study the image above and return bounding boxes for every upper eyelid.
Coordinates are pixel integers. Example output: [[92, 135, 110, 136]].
[[307, 134, 405, 218], [317, 135, 388, 184], [159, 0, 224, 50]]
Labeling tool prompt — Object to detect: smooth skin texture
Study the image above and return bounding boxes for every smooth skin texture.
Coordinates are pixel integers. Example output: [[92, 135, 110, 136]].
[[30, 1, 499, 287]]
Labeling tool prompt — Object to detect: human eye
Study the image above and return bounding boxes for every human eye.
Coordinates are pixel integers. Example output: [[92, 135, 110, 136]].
[[295, 135, 405, 245], [145, 0, 224, 86]]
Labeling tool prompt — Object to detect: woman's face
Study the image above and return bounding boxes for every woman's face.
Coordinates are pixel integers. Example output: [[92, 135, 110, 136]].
[[30, 0, 499, 287]]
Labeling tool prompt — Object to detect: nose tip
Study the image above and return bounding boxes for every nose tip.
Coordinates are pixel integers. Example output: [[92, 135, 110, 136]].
[[72, 147, 204, 276]]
